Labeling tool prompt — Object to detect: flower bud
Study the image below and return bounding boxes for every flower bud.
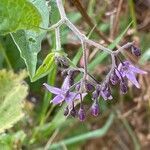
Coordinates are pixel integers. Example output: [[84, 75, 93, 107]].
[[85, 82, 94, 92], [101, 84, 112, 100], [78, 107, 85, 121], [131, 45, 141, 57], [120, 81, 128, 94], [110, 70, 119, 85], [92, 90, 99, 100], [91, 102, 99, 116]]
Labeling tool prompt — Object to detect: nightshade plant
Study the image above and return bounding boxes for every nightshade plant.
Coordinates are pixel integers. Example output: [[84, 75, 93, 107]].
[[0, 0, 147, 125], [43, 0, 147, 121]]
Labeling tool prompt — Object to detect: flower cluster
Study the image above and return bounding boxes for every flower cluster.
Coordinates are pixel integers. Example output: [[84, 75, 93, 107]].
[[43, 45, 147, 121], [42, 0, 148, 121]]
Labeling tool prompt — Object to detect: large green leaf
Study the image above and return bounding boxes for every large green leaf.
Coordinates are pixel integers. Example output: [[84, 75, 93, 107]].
[[11, 0, 49, 78], [32, 52, 55, 82], [0, 70, 28, 133], [0, 0, 42, 35]]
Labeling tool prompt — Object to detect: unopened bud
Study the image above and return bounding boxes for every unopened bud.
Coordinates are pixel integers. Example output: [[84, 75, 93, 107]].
[[85, 82, 94, 92], [131, 45, 141, 57], [91, 102, 99, 116], [110, 70, 119, 85], [78, 107, 85, 121], [92, 91, 99, 100]]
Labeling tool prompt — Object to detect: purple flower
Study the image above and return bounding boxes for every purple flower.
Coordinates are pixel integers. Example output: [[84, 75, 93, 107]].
[[110, 69, 120, 85], [118, 61, 147, 88], [91, 102, 99, 116], [78, 107, 86, 121], [131, 45, 141, 57], [100, 84, 113, 100], [43, 76, 86, 106]]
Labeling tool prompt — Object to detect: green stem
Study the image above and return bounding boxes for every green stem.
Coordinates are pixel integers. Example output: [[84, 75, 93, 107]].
[[117, 110, 141, 150], [49, 113, 115, 149]]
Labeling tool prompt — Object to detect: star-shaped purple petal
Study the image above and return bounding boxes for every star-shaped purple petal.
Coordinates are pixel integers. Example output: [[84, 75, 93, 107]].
[[43, 76, 87, 106], [118, 61, 147, 88]]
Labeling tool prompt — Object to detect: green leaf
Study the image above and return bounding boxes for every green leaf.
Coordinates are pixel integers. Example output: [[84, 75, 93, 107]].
[[49, 0, 60, 25], [32, 52, 55, 82], [11, 0, 49, 78], [0, 70, 28, 133], [0, 0, 42, 35]]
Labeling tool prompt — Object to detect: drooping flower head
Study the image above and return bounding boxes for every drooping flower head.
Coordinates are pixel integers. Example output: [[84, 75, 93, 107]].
[[100, 83, 113, 100], [118, 61, 147, 88], [43, 75, 86, 106], [110, 69, 120, 85]]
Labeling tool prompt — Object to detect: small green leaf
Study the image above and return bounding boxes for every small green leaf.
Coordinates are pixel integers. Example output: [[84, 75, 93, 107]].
[[32, 53, 55, 82], [11, 0, 49, 78], [0, 0, 42, 35], [0, 70, 28, 133]]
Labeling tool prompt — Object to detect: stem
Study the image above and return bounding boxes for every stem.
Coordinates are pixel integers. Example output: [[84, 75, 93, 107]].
[[117, 110, 141, 150], [53, 0, 134, 91], [66, 19, 86, 40], [85, 38, 112, 54], [102, 54, 116, 84], [49, 113, 115, 149], [113, 42, 134, 54], [54, 0, 133, 56], [87, 72, 100, 84], [56, 0, 67, 18], [81, 41, 87, 80], [48, 19, 64, 31], [55, 0, 112, 55], [55, 27, 61, 50]]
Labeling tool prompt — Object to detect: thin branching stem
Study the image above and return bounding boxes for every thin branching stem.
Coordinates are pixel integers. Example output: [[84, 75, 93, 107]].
[[54, 0, 134, 85], [55, 27, 61, 50], [81, 41, 88, 80]]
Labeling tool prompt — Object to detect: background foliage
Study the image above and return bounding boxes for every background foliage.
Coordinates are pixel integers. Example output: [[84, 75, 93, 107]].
[[0, 0, 150, 149]]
